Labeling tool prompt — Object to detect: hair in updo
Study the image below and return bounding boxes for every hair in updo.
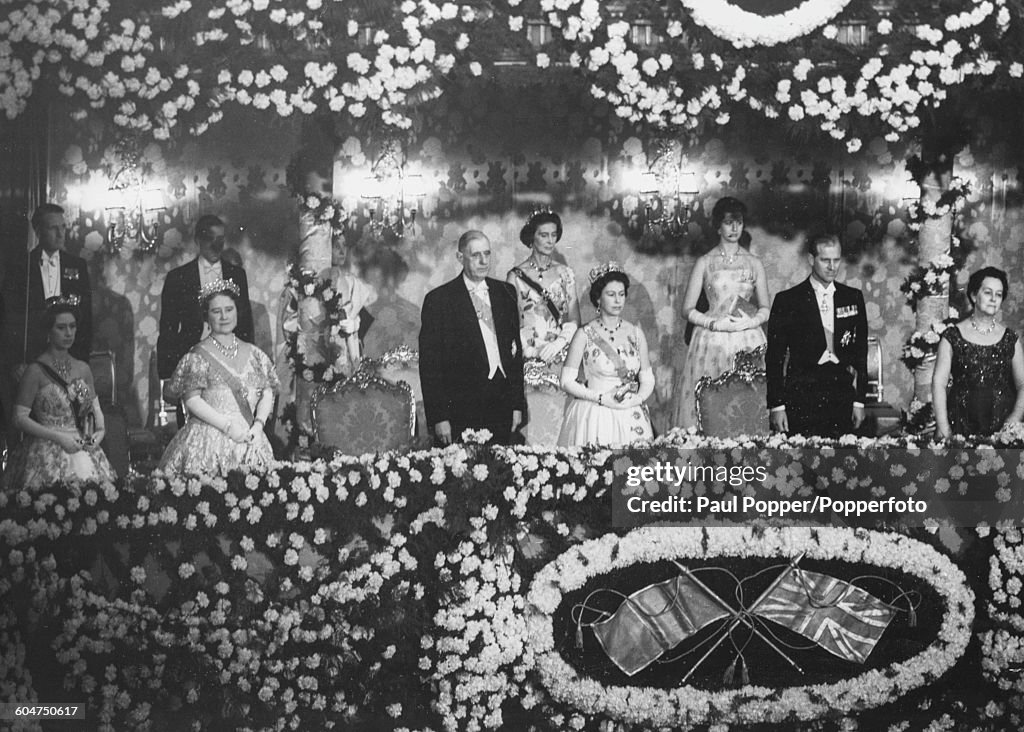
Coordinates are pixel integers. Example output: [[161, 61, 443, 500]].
[[42, 299, 79, 331], [966, 266, 1008, 309], [519, 210, 563, 247], [199, 280, 241, 316], [589, 271, 630, 308], [711, 197, 747, 231]]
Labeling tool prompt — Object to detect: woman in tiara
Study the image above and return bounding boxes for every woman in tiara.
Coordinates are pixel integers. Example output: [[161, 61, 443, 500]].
[[159, 279, 279, 475], [558, 263, 654, 447], [507, 209, 581, 367], [672, 197, 770, 430], [3, 297, 116, 491]]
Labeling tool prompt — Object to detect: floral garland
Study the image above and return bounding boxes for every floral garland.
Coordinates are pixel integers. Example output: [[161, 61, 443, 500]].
[[679, 0, 853, 48], [525, 526, 974, 729], [900, 253, 960, 311], [297, 191, 347, 231], [538, 0, 1017, 146], [900, 314, 959, 370], [906, 178, 973, 230], [283, 264, 351, 384]]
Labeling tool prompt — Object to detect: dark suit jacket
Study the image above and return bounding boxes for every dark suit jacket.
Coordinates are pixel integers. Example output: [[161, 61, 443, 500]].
[[418, 275, 526, 429], [0, 247, 92, 363], [766, 279, 868, 409], [157, 258, 253, 379]]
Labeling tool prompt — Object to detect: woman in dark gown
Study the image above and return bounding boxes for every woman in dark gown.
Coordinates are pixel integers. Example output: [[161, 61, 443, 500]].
[[932, 267, 1024, 438]]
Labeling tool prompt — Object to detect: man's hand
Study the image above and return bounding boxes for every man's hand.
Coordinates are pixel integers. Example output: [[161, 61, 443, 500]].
[[511, 410, 523, 433], [851, 405, 865, 430], [434, 420, 452, 445], [770, 409, 788, 433]]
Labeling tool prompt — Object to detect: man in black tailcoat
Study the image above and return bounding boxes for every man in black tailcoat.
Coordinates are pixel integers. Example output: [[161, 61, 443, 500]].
[[767, 233, 868, 438], [419, 230, 526, 446]]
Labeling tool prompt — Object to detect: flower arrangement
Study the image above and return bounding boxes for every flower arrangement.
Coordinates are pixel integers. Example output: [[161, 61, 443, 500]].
[[900, 254, 960, 310], [900, 315, 959, 370], [282, 263, 353, 384], [3, 435, 1023, 730]]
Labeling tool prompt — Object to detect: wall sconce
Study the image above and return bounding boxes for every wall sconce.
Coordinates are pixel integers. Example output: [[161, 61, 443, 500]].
[[360, 141, 428, 239], [360, 140, 428, 237], [104, 168, 166, 254], [637, 165, 699, 237]]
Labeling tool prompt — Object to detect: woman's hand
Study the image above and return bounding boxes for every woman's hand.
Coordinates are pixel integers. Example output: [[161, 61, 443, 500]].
[[247, 421, 265, 442], [224, 420, 249, 444], [55, 432, 84, 454], [88, 429, 106, 448]]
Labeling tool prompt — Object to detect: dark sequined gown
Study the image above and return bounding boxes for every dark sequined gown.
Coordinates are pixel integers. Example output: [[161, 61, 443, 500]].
[[942, 326, 1018, 436]]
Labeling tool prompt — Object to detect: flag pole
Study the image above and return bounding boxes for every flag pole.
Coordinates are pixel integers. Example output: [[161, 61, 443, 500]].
[[672, 561, 802, 676], [678, 552, 806, 685]]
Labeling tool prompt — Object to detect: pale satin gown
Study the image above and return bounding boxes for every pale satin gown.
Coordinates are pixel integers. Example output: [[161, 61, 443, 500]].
[[558, 322, 654, 447], [673, 255, 766, 430]]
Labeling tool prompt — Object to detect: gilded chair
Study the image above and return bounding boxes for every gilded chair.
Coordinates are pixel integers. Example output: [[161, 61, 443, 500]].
[[371, 346, 430, 444], [695, 346, 769, 437], [523, 359, 568, 446], [311, 364, 416, 455]]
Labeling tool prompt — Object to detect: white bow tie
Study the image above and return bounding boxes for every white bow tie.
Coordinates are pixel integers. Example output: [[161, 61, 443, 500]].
[[817, 350, 840, 365], [42, 253, 59, 267]]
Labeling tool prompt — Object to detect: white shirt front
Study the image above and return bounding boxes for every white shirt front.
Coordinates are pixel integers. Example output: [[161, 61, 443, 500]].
[[198, 257, 222, 289], [464, 276, 505, 379], [810, 279, 836, 337], [40, 250, 61, 299]]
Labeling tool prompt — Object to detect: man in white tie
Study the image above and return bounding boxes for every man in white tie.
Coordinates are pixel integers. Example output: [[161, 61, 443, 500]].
[[766, 234, 868, 437], [419, 230, 526, 446], [157, 214, 253, 424]]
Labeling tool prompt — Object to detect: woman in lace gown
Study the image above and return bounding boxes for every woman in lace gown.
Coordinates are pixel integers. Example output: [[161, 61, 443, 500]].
[[507, 209, 580, 367], [673, 198, 770, 430], [558, 264, 654, 447], [932, 267, 1024, 438], [4, 300, 116, 491], [159, 280, 279, 475]]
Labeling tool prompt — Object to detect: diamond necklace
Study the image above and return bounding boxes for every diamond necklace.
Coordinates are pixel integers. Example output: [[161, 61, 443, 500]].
[[209, 334, 239, 358], [971, 317, 997, 335]]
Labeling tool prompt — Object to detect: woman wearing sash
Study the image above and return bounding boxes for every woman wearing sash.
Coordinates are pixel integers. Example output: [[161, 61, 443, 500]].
[[507, 209, 580, 366], [158, 280, 279, 475], [3, 298, 116, 491], [558, 263, 654, 447]]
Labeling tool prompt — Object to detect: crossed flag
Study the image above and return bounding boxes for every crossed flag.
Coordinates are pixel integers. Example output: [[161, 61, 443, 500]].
[[583, 554, 897, 678]]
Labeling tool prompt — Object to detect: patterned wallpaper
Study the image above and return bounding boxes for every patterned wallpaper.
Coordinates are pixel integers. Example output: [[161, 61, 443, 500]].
[[42, 105, 1023, 434]]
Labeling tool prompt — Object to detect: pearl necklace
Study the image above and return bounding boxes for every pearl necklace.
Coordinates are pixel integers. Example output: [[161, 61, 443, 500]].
[[209, 334, 239, 359], [971, 317, 997, 335], [719, 247, 740, 265]]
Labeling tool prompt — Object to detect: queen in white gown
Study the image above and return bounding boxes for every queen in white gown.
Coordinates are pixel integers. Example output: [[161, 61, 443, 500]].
[[673, 198, 770, 430], [558, 263, 654, 447]]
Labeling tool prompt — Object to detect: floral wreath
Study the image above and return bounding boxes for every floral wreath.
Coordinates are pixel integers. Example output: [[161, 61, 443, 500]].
[[525, 526, 973, 729], [283, 264, 351, 385]]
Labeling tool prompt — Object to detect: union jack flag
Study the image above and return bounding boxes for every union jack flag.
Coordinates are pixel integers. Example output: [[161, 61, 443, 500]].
[[752, 568, 894, 664]]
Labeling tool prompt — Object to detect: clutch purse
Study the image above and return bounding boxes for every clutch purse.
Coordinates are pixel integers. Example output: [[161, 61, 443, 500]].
[[729, 295, 758, 319]]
